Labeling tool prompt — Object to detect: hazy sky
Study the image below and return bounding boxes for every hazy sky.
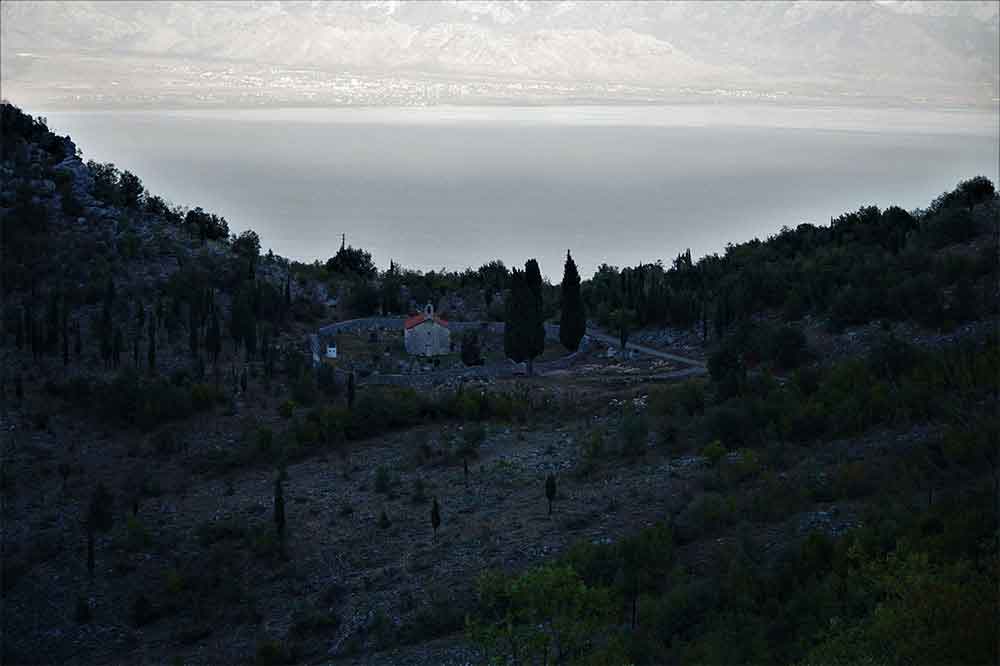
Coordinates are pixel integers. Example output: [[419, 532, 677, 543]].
[[2, 1, 998, 109], [4, 1, 998, 277]]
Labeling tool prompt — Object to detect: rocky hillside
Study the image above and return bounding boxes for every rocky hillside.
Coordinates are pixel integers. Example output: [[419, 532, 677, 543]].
[[1, 103, 997, 665]]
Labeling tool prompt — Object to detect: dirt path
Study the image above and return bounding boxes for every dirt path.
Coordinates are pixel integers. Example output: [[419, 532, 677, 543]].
[[585, 328, 707, 369]]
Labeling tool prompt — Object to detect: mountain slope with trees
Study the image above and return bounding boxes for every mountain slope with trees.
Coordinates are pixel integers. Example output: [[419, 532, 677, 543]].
[[1, 102, 996, 665]]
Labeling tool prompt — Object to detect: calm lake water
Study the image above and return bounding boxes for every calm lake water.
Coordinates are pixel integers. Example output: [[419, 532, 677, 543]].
[[42, 105, 999, 279]]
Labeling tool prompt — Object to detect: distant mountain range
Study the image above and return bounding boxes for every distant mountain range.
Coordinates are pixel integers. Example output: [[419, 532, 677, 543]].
[[2, 0, 997, 107]]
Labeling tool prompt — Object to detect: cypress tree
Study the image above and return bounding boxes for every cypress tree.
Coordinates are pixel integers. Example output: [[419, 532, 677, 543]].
[[113, 327, 123, 368], [347, 372, 356, 409], [245, 318, 257, 362], [545, 473, 557, 516], [62, 301, 70, 366], [431, 497, 441, 537], [100, 303, 113, 367], [274, 475, 285, 539], [74, 319, 82, 358], [147, 313, 156, 374], [21, 307, 30, 352], [504, 268, 524, 364], [34, 317, 43, 362], [14, 374, 23, 401], [188, 306, 198, 357], [559, 250, 586, 351], [14, 311, 23, 350], [46, 291, 59, 353], [504, 260, 545, 375], [206, 312, 221, 365], [87, 526, 95, 579]]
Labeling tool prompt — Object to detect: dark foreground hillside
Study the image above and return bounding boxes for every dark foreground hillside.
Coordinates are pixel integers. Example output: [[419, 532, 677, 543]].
[[1, 103, 997, 665]]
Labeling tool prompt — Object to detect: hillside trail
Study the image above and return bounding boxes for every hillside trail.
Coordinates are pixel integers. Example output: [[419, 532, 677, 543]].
[[311, 319, 708, 380], [584, 327, 707, 369]]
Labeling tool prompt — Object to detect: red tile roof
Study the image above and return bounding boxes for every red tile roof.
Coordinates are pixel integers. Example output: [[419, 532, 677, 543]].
[[404, 314, 426, 329], [404, 313, 449, 329]]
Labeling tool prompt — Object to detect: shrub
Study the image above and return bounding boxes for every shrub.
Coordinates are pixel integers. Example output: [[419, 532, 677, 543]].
[[278, 400, 296, 419], [254, 639, 291, 666], [74, 597, 91, 624], [411, 478, 428, 504], [702, 440, 726, 468], [772, 325, 811, 370], [131, 593, 156, 627], [165, 568, 184, 595], [621, 410, 649, 457], [290, 610, 340, 640], [190, 382, 223, 411], [703, 402, 754, 448], [257, 427, 274, 453], [721, 448, 762, 485], [460, 423, 487, 458], [374, 466, 391, 494], [125, 515, 151, 551], [378, 509, 391, 529], [87, 483, 115, 532], [291, 371, 318, 406], [575, 427, 607, 478]]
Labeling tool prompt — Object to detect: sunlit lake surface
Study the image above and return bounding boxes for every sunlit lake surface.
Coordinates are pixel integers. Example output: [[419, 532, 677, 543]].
[[42, 104, 999, 278]]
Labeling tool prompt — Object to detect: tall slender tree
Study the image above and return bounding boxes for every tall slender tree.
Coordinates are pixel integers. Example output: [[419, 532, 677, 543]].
[[61, 300, 70, 366], [188, 305, 198, 357], [147, 313, 156, 374], [206, 311, 221, 364], [113, 327, 123, 368], [559, 250, 586, 351], [14, 311, 23, 350], [431, 497, 441, 538], [274, 475, 286, 545], [504, 260, 545, 375]]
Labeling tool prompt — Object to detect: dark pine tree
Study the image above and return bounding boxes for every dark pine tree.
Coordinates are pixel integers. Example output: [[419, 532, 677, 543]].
[[347, 371, 356, 409], [14, 311, 23, 350], [559, 250, 586, 351], [188, 305, 198, 357], [113, 327, 123, 368], [206, 311, 221, 365], [62, 301, 69, 366], [245, 318, 257, 362], [504, 260, 545, 375], [545, 473, 557, 516], [147, 313, 156, 374], [46, 291, 59, 353], [274, 475, 286, 542], [431, 497, 441, 537], [74, 319, 82, 359], [99, 300, 113, 368], [86, 526, 95, 579]]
